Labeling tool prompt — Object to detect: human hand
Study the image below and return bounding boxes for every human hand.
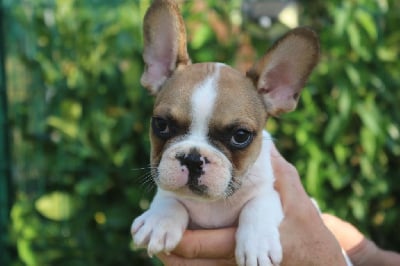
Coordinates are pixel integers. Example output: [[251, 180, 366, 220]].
[[270, 144, 346, 265], [157, 144, 347, 265], [157, 228, 236, 266], [322, 213, 400, 266]]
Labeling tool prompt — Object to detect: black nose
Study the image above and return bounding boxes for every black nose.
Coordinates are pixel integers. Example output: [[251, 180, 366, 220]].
[[177, 151, 204, 175], [176, 148, 209, 195]]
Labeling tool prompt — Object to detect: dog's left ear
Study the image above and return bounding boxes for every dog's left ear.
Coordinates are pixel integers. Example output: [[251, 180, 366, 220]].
[[247, 27, 320, 116]]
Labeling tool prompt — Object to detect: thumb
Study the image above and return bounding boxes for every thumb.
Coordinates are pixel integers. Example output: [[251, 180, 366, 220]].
[[172, 228, 236, 259], [157, 253, 231, 266], [321, 213, 365, 253]]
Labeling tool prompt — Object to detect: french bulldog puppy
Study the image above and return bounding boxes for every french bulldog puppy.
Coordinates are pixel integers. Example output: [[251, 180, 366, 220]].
[[131, 0, 321, 265]]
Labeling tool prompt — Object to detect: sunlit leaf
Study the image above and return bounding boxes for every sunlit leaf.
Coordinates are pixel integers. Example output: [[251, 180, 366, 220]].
[[305, 144, 323, 197], [60, 99, 82, 121], [345, 64, 361, 87], [377, 45, 397, 62], [338, 87, 352, 116], [356, 98, 384, 137], [350, 197, 366, 220], [347, 22, 361, 52], [35, 191, 78, 221], [47, 116, 79, 138], [191, 24, 213, 49], [333, 2, 352, 37], [355, 9, 378, 41], [17, 239, 38, 266], [333, 144, 348, 165]]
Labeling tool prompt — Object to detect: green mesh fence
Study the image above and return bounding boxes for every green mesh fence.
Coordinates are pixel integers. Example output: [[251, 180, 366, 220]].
[[0, 0, 13, 264]]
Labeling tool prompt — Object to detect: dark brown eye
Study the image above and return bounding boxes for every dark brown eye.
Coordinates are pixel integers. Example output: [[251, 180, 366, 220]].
[[230, 129, 253, 149], [152, 117, 171, 139]]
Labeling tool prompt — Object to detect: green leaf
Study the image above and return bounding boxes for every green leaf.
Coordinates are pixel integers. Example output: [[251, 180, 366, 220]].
[[333, 144, 349, 165], [75, 175, 112, 196], [191, 24, 213, 49], [305, 144, 323, 197], [356, 97, 384, 137], [47, 116, 79, 138], [377, 45, 397, 62], [333, 2, 352, 37], [112, 145, 131, 166], [17, 239, 38, 266], [324, 116, 343, 144], [60, 99, 82, 121], [347, 22, 361, 52], [355, 9, 378, 41], [360, 127, 376, 160], [350, 197, 366, 220], [35, 191, 78, 221], [338, 87, 352, 116], [345, 64, 361, 87]]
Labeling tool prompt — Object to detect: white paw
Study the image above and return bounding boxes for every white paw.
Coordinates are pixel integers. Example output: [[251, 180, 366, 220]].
[[235, 227, 282, 266], [131, 210, 185, 257]]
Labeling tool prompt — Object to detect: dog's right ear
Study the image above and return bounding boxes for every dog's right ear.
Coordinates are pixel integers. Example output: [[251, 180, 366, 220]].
[[247, 27, 319, 116], [141, 0, 191, 95]]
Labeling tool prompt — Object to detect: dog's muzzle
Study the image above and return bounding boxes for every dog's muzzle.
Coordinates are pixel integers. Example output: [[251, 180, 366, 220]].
[[176, 148, 209, 195]]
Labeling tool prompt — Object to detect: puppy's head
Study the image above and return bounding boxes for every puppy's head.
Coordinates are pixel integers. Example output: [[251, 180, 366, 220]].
[[141, 0, 319, 201]]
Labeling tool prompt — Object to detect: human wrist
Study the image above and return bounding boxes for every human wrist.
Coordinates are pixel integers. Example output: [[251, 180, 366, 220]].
[[347, 238, 378, 266]]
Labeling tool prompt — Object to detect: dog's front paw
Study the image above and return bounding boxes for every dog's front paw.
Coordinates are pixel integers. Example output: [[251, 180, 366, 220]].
[[131, 210, 185, 257], [235, 227, 282, 266]]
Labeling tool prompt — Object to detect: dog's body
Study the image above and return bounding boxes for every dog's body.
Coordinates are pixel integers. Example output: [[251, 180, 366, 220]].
[[132, 0, 321, 265], [173, 131, 278, 230]]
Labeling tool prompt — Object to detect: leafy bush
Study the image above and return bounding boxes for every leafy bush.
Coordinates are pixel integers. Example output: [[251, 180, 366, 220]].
[[8, 0, 155, 264], [284, 0, 400, 249], [5, 0, 399, 265]]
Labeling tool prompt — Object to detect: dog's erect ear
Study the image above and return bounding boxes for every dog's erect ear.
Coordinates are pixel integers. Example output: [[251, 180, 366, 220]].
[[247, 27, 319, 116], [141, 0, 191, 95]]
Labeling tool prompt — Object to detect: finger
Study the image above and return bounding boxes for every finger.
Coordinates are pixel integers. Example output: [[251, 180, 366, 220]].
[[321, 213, 365, 253], [157, 252, 236, 266], [172, 228, 236, 259], [322, 214, 380, 265]]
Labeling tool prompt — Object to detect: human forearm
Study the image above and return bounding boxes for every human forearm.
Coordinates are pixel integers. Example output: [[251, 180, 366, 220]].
[[377, 249, 400, 266]]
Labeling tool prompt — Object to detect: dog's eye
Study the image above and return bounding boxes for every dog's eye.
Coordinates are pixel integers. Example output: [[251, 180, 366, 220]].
[[152, 117, 172, 139], [230, 129, 253, 149]]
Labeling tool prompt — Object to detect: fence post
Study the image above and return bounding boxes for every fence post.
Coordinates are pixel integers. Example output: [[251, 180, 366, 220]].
[[0, 0, 13, 264]]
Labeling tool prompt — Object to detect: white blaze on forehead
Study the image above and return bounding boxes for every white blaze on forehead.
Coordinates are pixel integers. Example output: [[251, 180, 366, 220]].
[[189, 64, 221, 140]]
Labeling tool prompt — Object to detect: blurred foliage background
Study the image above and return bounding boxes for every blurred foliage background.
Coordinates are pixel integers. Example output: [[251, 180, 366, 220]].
[[2, 0, 399, 265]]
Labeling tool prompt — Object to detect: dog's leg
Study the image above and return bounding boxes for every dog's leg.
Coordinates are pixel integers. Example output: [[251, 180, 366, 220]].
[[235, 190, 284, 266], [131, 190, 189, 257]]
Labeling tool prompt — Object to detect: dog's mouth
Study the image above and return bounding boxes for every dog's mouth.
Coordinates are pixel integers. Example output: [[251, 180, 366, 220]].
[[155, 146, 237, 200]]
